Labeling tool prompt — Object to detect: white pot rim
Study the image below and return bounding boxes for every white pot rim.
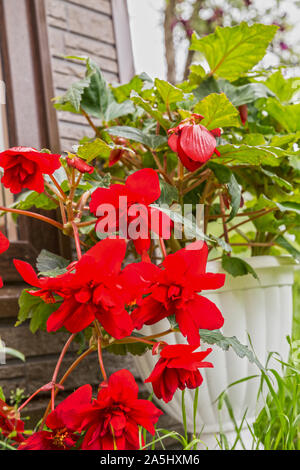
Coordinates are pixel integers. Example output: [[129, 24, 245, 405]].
[[206, 255, 297, 293], [208, 254, 297, 271]]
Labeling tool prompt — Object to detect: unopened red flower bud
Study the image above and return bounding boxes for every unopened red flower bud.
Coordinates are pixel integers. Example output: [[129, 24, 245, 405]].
[[238, 104, 248, 125], [168, 116, 221, 172], [66, 156, 94, 174]]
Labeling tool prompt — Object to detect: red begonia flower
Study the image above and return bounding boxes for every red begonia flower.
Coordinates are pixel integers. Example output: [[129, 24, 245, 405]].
[[90, 168, 172, 256], [132, 241, 225, 346], [66, 156, 94, 174], [19, 385, 92, 450], [0, 231, 9, 288], [168, 115, 221, 172], [76, 370, 162, 450], [145, 343, 213, 403], [0, 399, 25, 443], [13, 238, 154, 338], [0, 147, 61, 194]]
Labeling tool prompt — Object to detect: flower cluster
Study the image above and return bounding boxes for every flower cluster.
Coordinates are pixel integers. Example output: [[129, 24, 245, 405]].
[[0, 117, 226, 450], [19, 370, 162, 450]]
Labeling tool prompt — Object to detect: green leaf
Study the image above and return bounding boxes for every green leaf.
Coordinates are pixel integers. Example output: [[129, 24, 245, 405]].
[[104, 99, 135, 121], [112, 75, 144, 102], [106, 338, 151, 356], [156, 180, 179, 205], [208, 161, 232, 183], [29, 303, 57, 334], [36, 250, 69, 277], [261, 169, 293, 191], [274, 201, 300, 215], [221, 255, 259, 280], [106, 126, 167, 149], [275, 235, 300, 262], [216, 143, 285, 167], [194, 93, 240, 129], [190, 23, 278, 81], [12, 191, 58, 211], [131, 93, 170, 130], [76, 138, 112, 162], [0, 387, 5, 401], [60, 78, 91, 112], [198, 329, 264, 370], [16, 290, 59, 333], [155, 78, 185, 106], [3, 347, 25, 362], [263, 71, 300, 103], [193, 77, 273, 107], [264, 98, 300, 133]]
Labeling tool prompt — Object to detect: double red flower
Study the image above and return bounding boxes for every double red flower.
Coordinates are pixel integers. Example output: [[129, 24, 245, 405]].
[[90, 168, 172, 256], [168, 114, 221, 172], [0, 147, 61, 194], [13, 238, 156, 338], [77, 370, 162, 450], [132, 241, 225, 346], [145, 343, 213, 403], [0, 399, 25, 444], [19, 385, 91, 450], [0, 231, 9, 288]]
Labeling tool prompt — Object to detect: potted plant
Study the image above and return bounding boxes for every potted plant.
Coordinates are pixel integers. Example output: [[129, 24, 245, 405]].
[[0, 22, 299, 450]]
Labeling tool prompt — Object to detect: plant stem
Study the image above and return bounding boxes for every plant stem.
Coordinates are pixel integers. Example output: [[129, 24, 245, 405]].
[[219, 193, 229, 245], [71, 221, 82, 260], [159, 237, 167, 258], [49, 174, 67, 200], [39, 346, 96, 430], [51, 334, 75, 410], [220, 208, 275, 239], [0, 206, 63, 230], [80, 107, 101, 136]]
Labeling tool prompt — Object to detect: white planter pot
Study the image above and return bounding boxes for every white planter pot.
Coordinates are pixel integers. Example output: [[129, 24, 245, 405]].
[[134, 256, 296, 449]]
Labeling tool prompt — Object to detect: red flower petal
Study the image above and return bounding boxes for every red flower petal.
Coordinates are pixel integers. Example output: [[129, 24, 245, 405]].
[[180, 124, 217, 162], [126, 168, 161, 205], [0, 231, 9, 254]]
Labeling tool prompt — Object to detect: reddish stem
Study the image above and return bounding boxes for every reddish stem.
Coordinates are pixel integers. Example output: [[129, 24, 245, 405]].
[[0, 206, 63, 230], [71, 221, 82, 260], [51, 334, 75, 410]]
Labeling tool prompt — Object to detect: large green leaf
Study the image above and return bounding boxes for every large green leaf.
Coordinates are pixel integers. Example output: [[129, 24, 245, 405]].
[[155, 78, 185, 106], [216, 143, 285, 167], [190, 23, 278, 81], [54, 57, 133, 121], [263, 71, 300, 103], [106, 126, 167, 149], [193, 77, 273, 107], [194, 92, 240, 129], [264, 98, 300, 133]]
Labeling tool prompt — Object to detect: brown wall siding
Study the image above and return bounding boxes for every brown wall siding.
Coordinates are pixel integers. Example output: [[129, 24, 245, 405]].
[[45, 0, 119, 151]]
